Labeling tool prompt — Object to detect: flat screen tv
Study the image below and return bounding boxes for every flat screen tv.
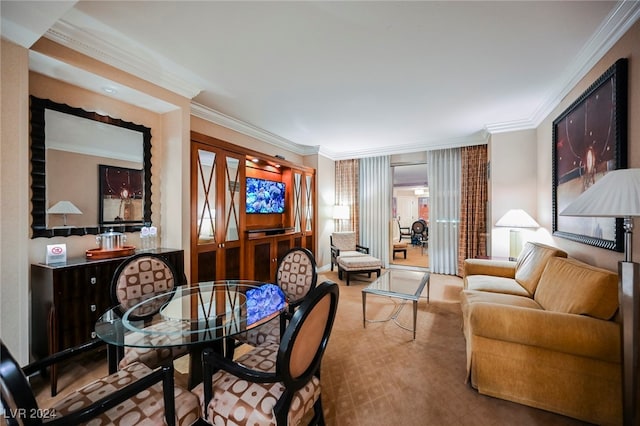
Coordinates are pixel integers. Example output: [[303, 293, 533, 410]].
[[246, 177, 286, 214]]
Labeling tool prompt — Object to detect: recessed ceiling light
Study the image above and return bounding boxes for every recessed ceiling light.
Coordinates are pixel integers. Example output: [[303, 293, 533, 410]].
[[102, 86, 118, 94]]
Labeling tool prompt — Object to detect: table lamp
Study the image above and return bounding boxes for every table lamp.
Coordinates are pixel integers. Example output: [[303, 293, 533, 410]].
[[495, 209, 540, 260], [560, 168, 640, 426], [47, 200, 82, 227]]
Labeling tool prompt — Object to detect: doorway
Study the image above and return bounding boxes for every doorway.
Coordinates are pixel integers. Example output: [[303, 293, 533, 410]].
[[391, 163, 429, 269]]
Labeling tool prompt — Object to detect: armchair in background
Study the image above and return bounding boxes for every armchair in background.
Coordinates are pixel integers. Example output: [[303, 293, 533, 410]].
[[330, 231, 369, 271]]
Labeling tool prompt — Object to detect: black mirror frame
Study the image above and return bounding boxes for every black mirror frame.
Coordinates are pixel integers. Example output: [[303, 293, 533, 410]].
[[30, 96, 152, 238]]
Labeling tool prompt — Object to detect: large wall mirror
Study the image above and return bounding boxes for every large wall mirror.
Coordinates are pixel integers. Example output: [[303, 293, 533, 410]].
[[30, 96, 152, 238]]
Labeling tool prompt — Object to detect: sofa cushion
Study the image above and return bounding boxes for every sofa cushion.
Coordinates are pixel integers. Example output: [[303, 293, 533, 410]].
[[514, 242, 568, 295], [534, 257, 618, 320], [461, 289, 543, 310], [464, 275, 530, 297]]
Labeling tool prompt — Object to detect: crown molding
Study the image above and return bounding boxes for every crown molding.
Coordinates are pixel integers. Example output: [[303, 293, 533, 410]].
[[191, 103, 320, 157], [327, 132, 490, 161], [46, 17, 202, 99], [484, 0, 640, 135]]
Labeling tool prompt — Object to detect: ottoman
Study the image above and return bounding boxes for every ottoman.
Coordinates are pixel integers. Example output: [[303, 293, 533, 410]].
[[337, 255, 382, 286], [393, 242, 408, 259]]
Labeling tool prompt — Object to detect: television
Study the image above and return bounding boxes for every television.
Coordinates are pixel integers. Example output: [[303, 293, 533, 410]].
[[246, 177, 286, 214]]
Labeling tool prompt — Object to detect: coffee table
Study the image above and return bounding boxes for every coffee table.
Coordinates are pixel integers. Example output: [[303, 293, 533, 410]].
[[361, 269, 430, 339]]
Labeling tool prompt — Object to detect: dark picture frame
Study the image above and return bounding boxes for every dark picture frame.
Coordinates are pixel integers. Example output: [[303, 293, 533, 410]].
[[552, 58, 628, 252], [99, 165, 145, 225]]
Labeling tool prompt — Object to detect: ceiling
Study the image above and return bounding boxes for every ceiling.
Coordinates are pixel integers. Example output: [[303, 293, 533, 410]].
[[2, 1, 639, 160]]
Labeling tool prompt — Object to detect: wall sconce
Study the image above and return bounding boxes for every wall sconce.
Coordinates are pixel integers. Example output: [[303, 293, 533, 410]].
[[495, 209, 539, 260], [47, 201, 82, 227]]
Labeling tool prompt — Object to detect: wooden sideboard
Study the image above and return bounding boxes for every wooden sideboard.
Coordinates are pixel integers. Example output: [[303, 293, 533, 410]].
[[30, 248, 184, 396]]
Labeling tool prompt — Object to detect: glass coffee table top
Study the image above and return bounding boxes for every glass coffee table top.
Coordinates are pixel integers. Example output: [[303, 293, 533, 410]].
[[361, 269, 430, 339]]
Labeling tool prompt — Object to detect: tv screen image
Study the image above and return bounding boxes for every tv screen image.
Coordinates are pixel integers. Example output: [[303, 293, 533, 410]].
[[246, 177, 286, 214]]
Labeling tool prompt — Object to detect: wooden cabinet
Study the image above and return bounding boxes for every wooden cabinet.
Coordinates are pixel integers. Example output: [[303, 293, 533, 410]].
[[246, 234, 294, 282], [190, 131, 316, 282], [289, 168, 315, 251], [30, 248, 184, 395], [191, 141, 244, 282]]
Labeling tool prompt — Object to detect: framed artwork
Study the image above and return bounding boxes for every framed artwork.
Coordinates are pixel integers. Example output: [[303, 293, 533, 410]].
[[99, 165, 145, 225], [552, 58, 627, 252]]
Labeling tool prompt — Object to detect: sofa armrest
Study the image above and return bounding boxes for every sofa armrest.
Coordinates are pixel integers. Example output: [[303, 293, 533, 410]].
[[463, 258, 516, 278], [468, 302, 620, 363]]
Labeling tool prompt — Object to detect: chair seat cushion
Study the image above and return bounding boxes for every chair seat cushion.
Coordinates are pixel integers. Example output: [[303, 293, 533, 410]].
[[338, 255, 382, 270], [193, 344, 320, 425], [336, 250, 366, 259], [235, 320, 281, 347], [51, 362, 200, 426]]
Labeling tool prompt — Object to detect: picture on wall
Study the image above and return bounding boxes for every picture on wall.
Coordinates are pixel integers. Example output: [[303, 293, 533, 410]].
[[99, 165, 145, 225], [552, 58, 627, 252]]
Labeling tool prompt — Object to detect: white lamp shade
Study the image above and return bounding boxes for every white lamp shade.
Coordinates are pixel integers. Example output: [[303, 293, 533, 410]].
[[332, 205, 350, 220], [560, 168, 640, 218], [495, 209, 539, 228], [47, 200, 82, 215]]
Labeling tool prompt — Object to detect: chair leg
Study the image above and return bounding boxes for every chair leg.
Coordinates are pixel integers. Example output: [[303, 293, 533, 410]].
[[312, 396, 325, 426]]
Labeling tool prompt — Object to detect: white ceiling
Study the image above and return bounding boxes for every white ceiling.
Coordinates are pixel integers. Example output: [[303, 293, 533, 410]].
[[2, 1, 639, 160]]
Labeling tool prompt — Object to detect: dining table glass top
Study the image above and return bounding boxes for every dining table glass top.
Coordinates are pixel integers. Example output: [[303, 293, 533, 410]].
[[95, 280, 286, 348]]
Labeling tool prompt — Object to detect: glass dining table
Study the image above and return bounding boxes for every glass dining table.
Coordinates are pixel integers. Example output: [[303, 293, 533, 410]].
[[95, 280, 286, 388]]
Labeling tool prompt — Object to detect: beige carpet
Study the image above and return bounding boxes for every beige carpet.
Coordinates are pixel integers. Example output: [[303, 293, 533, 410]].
[[31, 271, 590, 425], [317, 270, 590, 425]]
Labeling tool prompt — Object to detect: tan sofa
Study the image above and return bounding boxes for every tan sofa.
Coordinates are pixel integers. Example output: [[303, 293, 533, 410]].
[[461, 242, 622, 425]]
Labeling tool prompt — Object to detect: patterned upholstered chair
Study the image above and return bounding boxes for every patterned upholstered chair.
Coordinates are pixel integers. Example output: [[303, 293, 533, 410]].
[[193, 281, 339, 425], [330, 231, 369, 271], [0, 338, 200, 426], [110, 253, 189, 370], [231, 247, 318, 350]]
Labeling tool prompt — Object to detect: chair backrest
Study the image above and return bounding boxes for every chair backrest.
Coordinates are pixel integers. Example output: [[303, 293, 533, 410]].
[[331, 232, 357, 251], [0, 340, 41, 426], [277, 281, 339, 393], [110, 253, 178, 320], [276, 247, 318, 304], [411, 220, 425, 234]]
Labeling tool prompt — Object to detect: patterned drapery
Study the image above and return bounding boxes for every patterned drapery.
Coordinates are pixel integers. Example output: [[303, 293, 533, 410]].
[[458, 145, 489, 274], [335, 159, 359, 234]]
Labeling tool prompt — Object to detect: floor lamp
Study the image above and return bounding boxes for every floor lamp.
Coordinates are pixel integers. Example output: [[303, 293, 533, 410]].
[[333, 205, 350, 232], [560, 168, 640, 426]]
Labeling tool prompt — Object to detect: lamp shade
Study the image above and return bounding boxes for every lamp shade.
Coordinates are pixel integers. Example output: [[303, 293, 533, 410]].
[[47, 201, 82, 215], [332, 205, 350, 220], [560, 168, 640, 218], [495, 209, 539, 228]]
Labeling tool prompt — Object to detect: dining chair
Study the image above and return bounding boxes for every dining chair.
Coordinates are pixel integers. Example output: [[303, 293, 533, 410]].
[[0, 338, 200, 426], [397, 218, 412, 242], [193, 280, 340, 425], [228, 247, 318, 353], [110, 252, 189, 371]]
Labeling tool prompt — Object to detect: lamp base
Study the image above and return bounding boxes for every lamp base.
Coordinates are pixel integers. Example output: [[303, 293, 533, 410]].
[[619, 261, 639, 426], [508, 229, 522, 261]]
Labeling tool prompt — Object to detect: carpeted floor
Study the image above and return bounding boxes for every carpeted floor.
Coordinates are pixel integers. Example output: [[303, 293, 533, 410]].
[[317, 270, 590, 426], [31, 270, 591, 425]]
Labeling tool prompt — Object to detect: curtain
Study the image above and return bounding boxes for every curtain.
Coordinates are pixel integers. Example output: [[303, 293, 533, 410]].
[[427, 148, 461, 275], [359, 156, 391, 267], [458, 145, 488, 273], [335, 159, 359, 234]]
